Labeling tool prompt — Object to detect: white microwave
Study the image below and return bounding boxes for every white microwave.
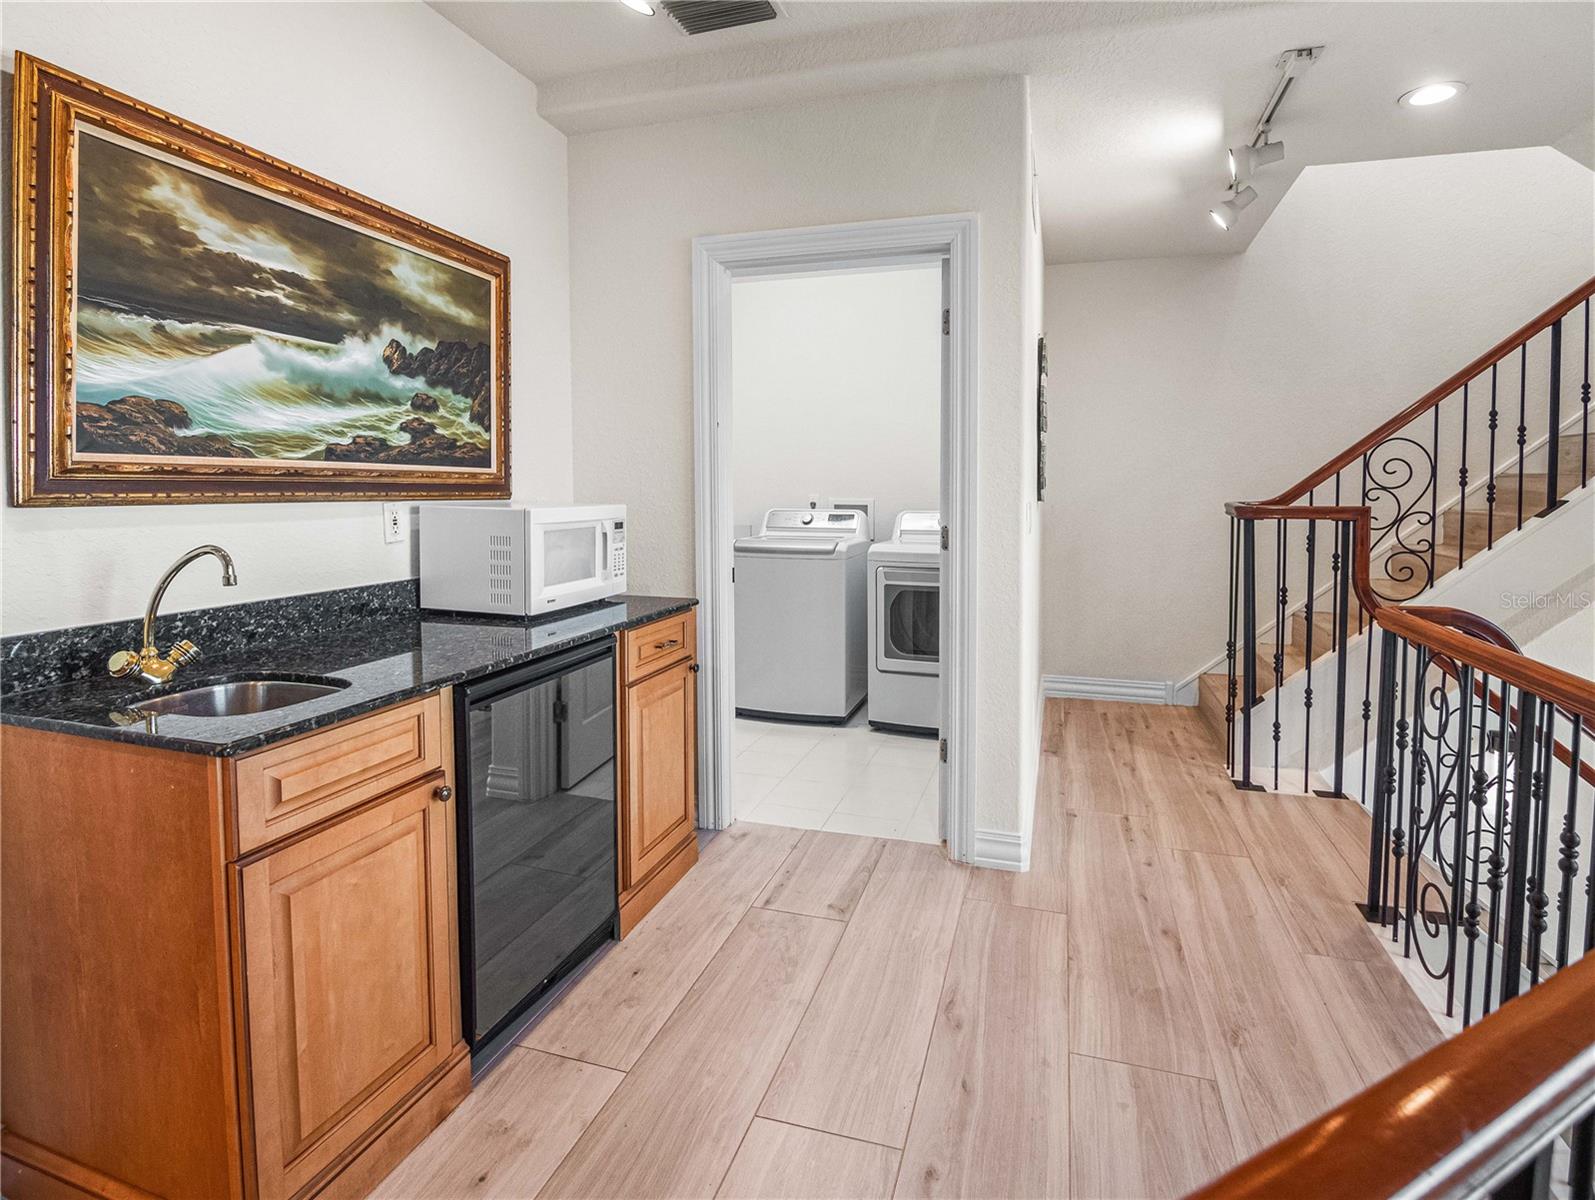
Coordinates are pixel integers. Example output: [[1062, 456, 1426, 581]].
[[419, 504, 627, 616]]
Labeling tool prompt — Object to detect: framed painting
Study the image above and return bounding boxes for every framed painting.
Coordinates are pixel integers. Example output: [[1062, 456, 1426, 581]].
[[9, 52, 511, 505]]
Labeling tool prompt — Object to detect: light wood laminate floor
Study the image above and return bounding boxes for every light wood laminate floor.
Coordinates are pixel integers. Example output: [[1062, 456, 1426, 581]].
[[374, 699, 1442, 1200]]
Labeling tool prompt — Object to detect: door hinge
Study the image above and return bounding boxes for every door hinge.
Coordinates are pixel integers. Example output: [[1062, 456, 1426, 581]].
[[939, 738, 948, 763], [941, 308, 950, 335], [553, 698, 569, 723], [940, 525, 949, 551]]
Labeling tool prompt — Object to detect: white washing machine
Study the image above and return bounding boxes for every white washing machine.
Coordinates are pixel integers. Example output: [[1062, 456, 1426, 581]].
[[868, 511, 941, 733], [734, 509, 870, 722]]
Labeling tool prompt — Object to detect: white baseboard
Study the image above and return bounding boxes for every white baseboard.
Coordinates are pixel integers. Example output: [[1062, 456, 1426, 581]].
[[1042, 674, 1195, 706], [971, 828, 1028, 872]]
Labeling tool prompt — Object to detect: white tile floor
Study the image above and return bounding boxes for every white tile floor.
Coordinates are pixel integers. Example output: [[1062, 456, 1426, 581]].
[[731, 710, 941, 843]]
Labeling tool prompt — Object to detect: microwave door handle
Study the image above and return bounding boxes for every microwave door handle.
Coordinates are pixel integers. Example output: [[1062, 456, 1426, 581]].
[[601, 526, 611, 576]]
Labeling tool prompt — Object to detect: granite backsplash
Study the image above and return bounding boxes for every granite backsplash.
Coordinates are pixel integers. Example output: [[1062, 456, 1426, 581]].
[[0, 579, 420, 699]]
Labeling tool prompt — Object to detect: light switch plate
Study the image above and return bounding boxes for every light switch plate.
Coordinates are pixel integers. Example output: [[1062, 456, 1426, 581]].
[[382, 503, 406, 544]]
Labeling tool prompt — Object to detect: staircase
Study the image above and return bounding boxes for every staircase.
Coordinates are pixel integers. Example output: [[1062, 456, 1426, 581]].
[[1193, 279, 1595, 1200], [1197, 279, 1595, 787], [1197, 430, 1595, 753]]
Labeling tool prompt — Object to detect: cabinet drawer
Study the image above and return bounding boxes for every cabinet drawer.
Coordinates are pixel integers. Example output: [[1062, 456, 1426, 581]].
[[232, 695, 444, 854], [622, 610, 695, 684]]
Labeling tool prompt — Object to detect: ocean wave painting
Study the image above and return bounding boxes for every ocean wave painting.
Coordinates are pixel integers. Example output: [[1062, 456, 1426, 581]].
[[72, 126, 496, 471]]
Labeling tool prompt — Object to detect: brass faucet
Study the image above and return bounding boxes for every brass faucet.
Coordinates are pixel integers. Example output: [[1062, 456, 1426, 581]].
[[108, 544, 239, 683]]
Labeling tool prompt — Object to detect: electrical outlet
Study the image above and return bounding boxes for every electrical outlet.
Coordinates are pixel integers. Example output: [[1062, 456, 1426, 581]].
[[807, 493, 820, 510], [382, 503, 406, 545]]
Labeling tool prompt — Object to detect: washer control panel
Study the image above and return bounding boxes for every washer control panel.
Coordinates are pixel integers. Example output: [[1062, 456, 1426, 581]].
[[762, 509, 863, 535]]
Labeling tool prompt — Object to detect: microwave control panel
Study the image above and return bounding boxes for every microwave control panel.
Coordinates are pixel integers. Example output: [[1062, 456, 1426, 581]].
[[610, 522, 627, 577]]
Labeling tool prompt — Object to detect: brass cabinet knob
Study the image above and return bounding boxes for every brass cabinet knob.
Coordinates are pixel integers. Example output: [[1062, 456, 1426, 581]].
[[433, 785, 453, 803]]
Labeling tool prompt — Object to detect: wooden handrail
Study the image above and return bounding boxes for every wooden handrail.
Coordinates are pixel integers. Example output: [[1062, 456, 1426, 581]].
[[1376, 606, 1595, 726], [1187, 953, 1595, 1200], [1405, 605, 1595, 785], [1246, 277, 1595, 508]]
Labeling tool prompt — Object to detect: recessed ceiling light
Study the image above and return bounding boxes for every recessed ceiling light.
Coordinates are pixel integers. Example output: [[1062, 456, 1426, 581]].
[[1398, 81, 1466, 107], [619, 0, 656, 13], [1209, 185, 1259, 231]]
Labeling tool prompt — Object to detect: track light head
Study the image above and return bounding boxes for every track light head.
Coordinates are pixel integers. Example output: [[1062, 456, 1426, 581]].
[[1227, 140, 1286, 183], [1209, 185, 1259, 231]]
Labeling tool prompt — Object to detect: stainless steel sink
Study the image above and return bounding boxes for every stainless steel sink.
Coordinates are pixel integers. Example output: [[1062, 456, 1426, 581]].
[[128, 677, 350, 718]]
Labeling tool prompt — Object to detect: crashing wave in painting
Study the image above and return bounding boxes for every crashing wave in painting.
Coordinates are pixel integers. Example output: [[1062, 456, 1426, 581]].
[[73, 128, 495, 470]]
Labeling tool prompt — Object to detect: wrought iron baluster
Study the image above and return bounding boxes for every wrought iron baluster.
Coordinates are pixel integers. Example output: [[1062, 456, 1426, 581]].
[[1571, 1110, 1595, 1200], [1525, 705, 1554, 984], [1545, 317, 1562, 512], [1582, 297, 1591, 488], [1429, 406, 1440, 587], [1461, 671, 1490, 1028], [1500, 690, 1539, 1003], [1517, 343, 1529, 530], [1487, 363, 1500, 549], [1458, 381, 1470, 569], [1391, 640, 1412, 940], [1225, 517, 1239, 777], [1361, 618, 1375, 808], [1446, 664, 1473, 1018], [1365, 630, 1401, 921], [1272, 519, 1286, 792], [1323, 518, 1352, 799], [1403, 645, 1427, 961], [1482, 688, 1510, 1017], [1302, 510, 1316, 795], [1240, 519, 1259, 791], [1555, 715, 1582, 970]]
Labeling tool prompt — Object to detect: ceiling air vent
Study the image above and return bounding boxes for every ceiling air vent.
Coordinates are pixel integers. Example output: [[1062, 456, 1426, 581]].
[[663, 0, 779, 36]]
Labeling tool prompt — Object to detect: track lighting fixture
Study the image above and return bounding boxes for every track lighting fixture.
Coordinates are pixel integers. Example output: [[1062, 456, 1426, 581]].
[[1209, 186, 1258, 231], [1227, 140, 1285, 184]]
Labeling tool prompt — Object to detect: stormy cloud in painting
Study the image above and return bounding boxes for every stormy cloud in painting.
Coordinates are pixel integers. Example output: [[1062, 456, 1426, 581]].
[[73, 128, 494, 468]]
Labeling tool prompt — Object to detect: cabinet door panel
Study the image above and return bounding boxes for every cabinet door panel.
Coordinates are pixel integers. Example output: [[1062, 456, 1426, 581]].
[[621, 659, 697, 891], [240, 777, 455, 1200]]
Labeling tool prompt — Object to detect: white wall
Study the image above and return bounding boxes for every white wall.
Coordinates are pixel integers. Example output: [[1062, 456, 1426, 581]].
[[567, 77, 1039, 844], [731, 267, 941, 538], [0, 2, 574, 634], [1043, 146, 1595, 686]]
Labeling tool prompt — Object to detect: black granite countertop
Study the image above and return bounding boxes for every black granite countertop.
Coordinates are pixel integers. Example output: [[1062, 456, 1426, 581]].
[[0, 593, 696, 757]]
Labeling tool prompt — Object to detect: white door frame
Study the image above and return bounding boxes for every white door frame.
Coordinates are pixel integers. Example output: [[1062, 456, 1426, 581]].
[[690, 213, 979, 864]]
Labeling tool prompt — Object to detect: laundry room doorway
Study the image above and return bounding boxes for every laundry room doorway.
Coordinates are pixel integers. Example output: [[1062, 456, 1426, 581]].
[[690, 214, 978, 864]]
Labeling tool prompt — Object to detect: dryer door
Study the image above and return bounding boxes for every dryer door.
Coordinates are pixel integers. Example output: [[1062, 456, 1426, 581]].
[[875, 566, 940, 675]]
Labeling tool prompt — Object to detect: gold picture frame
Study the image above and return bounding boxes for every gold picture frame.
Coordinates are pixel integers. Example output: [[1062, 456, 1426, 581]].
[[9, 51, 511, 505]]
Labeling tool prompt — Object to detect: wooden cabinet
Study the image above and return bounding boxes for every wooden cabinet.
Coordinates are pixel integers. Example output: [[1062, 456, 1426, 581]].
[[617, 612, 701, 935], [0, 694, 468, 1200], [239, 775, 458, 1200]]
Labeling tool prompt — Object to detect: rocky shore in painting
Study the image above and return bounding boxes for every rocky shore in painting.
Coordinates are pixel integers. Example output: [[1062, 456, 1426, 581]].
[[324, 416, 489, 468], [76, 395, 257, 458], [382, 338, 491, 429]]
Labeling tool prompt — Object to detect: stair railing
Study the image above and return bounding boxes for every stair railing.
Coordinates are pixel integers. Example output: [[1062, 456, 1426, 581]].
[[1198, 511, 1595, 1200], [1229, 502, 1593, 1018], [1188, 953, 1595, 1200], [1223, 279, 1595, 794]]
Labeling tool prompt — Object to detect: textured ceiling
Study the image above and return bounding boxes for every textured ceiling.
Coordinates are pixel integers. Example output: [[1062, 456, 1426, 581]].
[[432, 1, 1595, 263]]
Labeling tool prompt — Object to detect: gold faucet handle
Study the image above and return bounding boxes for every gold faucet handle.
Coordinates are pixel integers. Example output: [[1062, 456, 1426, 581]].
[[167, 640, 201, 667], [108, 650, 144, 678]]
